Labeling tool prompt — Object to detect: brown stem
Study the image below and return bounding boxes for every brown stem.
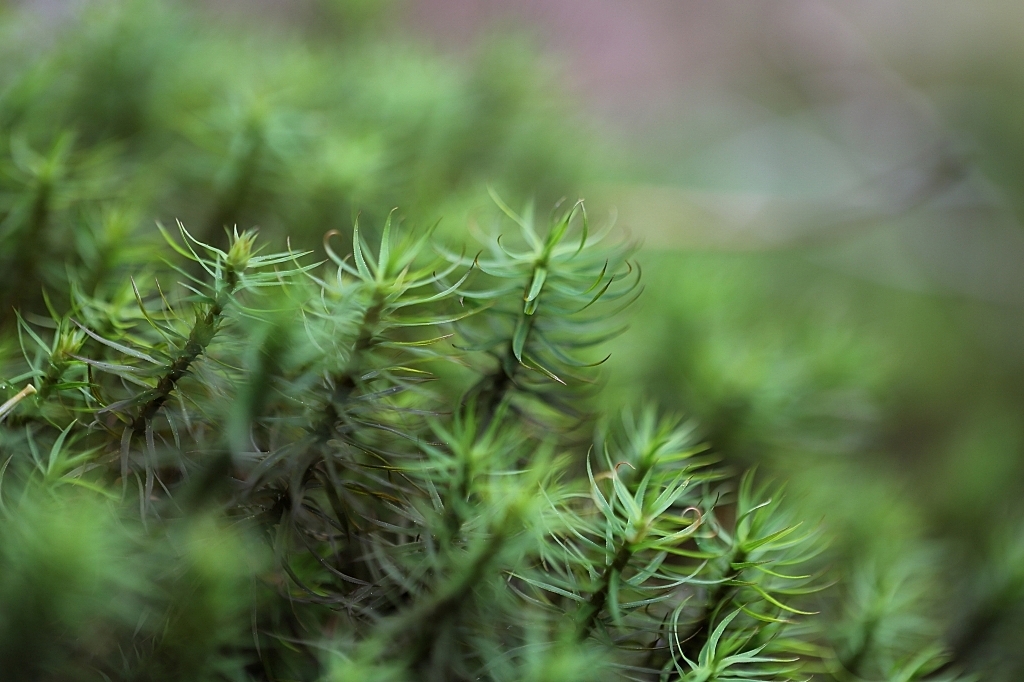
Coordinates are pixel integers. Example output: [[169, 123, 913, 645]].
[[130, 271, 238, 433]]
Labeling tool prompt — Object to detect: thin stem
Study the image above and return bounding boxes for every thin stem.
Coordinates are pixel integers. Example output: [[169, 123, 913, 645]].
[[311, 291, 385, 440], [577, 439, 666, 640], [392, 526, 508, 669], [680, 547, 746, 662], [130, 269, 239, 433], [470, 347, 517, 428], [37, 358, 68, 401], [577, 541, 635, 640], [469, 257, 545, 425]]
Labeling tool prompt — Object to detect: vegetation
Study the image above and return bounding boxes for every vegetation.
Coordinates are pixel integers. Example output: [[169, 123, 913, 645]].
[[0, 0, 1019, 680]]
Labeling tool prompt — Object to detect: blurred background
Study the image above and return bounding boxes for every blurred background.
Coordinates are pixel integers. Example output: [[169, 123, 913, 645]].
[[4, 0, 1024, 678]]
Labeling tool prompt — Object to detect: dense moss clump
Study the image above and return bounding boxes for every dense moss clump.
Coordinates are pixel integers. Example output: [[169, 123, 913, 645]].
[[0, 1, 982, 681]]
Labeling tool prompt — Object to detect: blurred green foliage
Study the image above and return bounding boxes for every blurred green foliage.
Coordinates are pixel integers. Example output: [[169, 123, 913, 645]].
[[607, 248, 1024, 679], [0, 0, 588, 315]]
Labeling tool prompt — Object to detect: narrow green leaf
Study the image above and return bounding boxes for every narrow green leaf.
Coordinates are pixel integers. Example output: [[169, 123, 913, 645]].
[[378, 208, 395, 275], [512, 315, 530, 362], [14, 311, 49, 353], [524, 266, 547, 306], [575, 201, 588, 254], [47, 420, 77, 475], [744, 523, 801, 552], [522, 354, 566, 385], [352, 220, 371, 279], [749, 585, 817, 615], [72, 320, 159, 364], [487, 185, 525, 228], [608, 569, 623, 628], [698, 610, 738, 668]]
